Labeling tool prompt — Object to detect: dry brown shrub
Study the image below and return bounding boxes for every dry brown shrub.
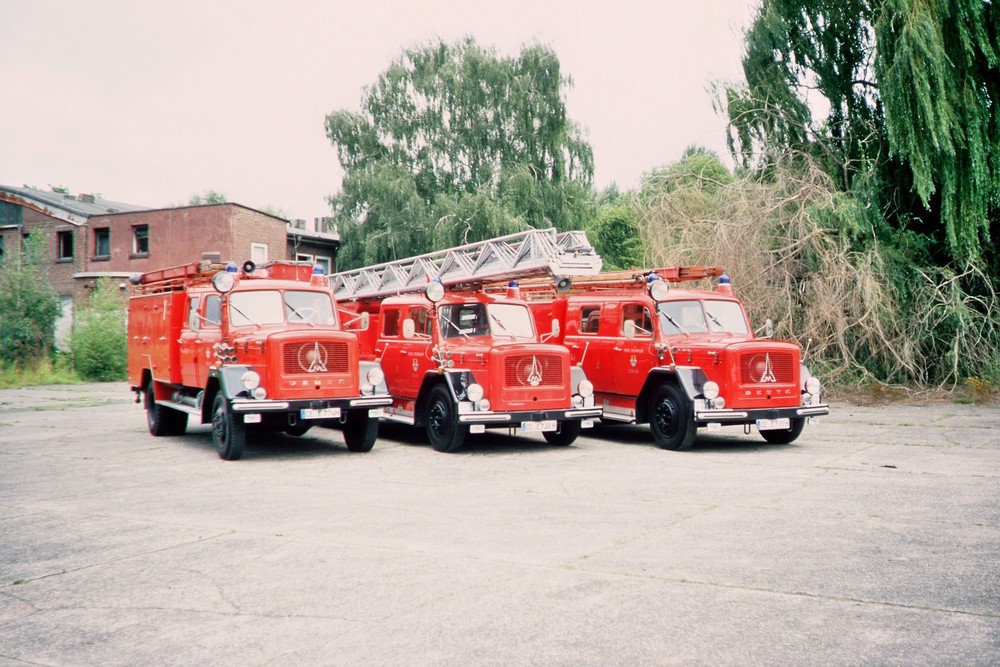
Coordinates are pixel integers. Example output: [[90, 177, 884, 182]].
[[637, 155, 917, 385]]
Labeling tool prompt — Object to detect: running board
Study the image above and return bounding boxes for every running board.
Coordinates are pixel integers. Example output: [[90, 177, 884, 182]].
[[155, 400, 201, 417]]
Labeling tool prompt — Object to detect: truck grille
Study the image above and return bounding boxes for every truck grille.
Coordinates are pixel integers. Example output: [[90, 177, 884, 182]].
[[740, 351, 795, 384], [282, 341, 350, 375], [504, 354, 563, 388]]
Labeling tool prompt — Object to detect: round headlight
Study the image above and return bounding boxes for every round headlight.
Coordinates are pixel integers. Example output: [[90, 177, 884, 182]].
[[805, 377, 821, 395], [703, 381, 720, 400], [649, 280, 671, 301], [241, 370, 261, 391], [577, 380, 594, 398], [466, 383, 484, 402], [477, 398, 491, 412], [251, 387, 267, 400], [366, 367, 385, 387]]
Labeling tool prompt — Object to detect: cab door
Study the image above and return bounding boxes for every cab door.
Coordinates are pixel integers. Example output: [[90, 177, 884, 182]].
[[393, 306, 434, 401], [609, 301, 657, 398], [177, 296, 200, 388], [194, 294, 222, 389]]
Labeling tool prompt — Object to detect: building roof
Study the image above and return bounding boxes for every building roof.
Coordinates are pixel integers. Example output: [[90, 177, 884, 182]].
[[0, 184, 148, 225]]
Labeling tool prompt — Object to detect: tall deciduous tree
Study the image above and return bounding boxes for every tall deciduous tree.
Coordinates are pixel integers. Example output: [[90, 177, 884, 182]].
[[724, 0, 999, 264], [326, 38, 594, 268]]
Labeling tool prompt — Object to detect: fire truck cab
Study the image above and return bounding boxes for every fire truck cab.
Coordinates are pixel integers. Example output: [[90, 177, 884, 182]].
[[527, 267, 829, 449], [127, 260, 392, 460], [331, 229, 604, 453]]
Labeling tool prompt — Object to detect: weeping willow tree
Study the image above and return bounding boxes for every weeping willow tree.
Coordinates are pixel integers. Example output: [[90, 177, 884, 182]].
[[725, 0, 999, 266], [326, 38, 594, 268]]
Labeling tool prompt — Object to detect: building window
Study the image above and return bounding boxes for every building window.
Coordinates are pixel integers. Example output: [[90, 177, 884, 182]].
[[314, 255, 332, 274], [0, 201, 22, 228], [250, 243, 268, 264], [132, 225, 149, 255], [93, 228, 110, 258], [57, 231, 74, 260]]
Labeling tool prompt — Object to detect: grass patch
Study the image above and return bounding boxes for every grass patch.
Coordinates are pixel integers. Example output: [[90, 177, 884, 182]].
[[0, 357, 82, 389]]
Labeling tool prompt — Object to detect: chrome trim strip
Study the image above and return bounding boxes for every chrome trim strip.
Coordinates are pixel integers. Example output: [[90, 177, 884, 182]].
[[349, 397, 394, 407], [231, 401, 291, 412], [695, 410, 750, 420]]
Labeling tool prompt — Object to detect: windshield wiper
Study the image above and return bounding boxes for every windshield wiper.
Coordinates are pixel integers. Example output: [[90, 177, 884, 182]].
[[284, 302, 316, 328], [440, 314, 470, 339], [661, 312, 689, 337], [228, 303, 260, 330], [704, 309, 724, 330], [490, 313, 517, 339]]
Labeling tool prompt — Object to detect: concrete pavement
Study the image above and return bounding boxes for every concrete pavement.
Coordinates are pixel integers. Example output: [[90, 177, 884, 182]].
[[1, 383, 998, 665]]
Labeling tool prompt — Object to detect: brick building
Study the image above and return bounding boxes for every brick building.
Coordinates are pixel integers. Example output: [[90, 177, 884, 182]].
[[0, 184, 340, 349]]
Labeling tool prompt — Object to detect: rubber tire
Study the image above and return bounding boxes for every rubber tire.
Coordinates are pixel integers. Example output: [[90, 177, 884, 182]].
[[211, 393, 245, 461], [648, 384, 696, 450], [284, 421, 313, 437], [342, 410, 378, 453], [542, 420, 582, 446], [144, 383, 187, 436], [759, 417, 806, 445], [426, 385, 467, 453]]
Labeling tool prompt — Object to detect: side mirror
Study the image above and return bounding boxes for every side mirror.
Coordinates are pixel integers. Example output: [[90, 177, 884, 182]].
[[765, 318, 774, 338], [402, 319, 416, 339], [623, 320, 636, 339], [551, 318, 560, 337], [358, 311, 370, 332]]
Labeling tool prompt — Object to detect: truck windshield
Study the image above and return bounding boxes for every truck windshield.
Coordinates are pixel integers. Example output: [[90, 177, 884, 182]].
[[657, 300, 749, 335], [228, 290, 337, 327], [439, 303, 490, 339], [486, 303, 536, 340]]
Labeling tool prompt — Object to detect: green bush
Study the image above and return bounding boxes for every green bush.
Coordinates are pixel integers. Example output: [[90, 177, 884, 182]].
[[0, 233, 59, 369], [71, 278, 127, 381]]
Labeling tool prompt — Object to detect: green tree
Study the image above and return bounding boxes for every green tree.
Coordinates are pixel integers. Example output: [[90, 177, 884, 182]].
[[0, 233, 60, 369], [70, 278, 127, 381], [188, 190, 227, 206], [724, 0, 999, 265], [326, 38, 594, 268]]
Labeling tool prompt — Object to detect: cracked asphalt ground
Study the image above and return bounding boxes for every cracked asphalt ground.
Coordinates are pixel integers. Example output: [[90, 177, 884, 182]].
[[1, 383, 998, 666]]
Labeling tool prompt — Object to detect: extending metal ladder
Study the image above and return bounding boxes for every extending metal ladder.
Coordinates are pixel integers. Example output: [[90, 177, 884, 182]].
[[330, 228, 602, 300]]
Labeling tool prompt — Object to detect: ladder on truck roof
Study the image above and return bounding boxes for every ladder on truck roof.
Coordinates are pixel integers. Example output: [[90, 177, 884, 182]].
[[330, 228, 602, 301]]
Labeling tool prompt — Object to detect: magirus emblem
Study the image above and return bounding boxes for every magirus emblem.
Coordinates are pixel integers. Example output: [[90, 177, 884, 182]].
[[750, 353, 777, 383], [298, 342, 328, 373], [524, 355, 543, 387]]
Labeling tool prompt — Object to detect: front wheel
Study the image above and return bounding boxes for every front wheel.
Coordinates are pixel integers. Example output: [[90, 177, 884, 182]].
[[426, 385, 467, 453], [648, 384, 696, 450], [542, 420, 582, 446], [211, 393, 245, 460], [342, 410, 378, 452], [759, 418, 805, 445]]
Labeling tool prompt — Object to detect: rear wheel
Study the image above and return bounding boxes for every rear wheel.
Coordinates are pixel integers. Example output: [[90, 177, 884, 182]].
[[648, 384, 696, 450], [759, 418, 805, 445], [542, 420, 582, 446], [144, 382, 187, 436], [211, 393, 245, 460], [426, 385, 467, 453], [342, 410, 378, 452]]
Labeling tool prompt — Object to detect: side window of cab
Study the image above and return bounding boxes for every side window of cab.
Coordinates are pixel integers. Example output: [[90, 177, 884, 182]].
[[410, 307, 432, 337], [621, 303, 653, 337], [187, 296, 201, 331], [579, 305, 601, 334], [203, 295, 221, 328], [382, 308, 401, 337]]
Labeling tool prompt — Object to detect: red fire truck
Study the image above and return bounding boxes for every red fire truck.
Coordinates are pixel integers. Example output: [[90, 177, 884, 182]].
[[127, 259, 392, 460], [522, 266, 829, 449], [331, 230, 604, 452]]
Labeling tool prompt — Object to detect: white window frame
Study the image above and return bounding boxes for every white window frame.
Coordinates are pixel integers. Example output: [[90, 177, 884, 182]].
[[250, 243, 268, 264]]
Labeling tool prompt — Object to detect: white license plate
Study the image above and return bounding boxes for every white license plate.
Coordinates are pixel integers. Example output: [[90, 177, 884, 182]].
[[301, 407, 341, 420], [521, 420, 557, 433], [243, 414, 262, 424], [757, 417, 790, 431]]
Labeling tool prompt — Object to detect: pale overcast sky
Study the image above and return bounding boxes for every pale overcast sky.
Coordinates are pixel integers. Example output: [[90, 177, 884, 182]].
[[0, 0, 756, 220]]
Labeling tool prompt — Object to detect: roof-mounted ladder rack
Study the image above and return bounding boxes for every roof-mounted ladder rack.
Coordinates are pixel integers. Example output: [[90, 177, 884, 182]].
[[330, 228, 602, 301]]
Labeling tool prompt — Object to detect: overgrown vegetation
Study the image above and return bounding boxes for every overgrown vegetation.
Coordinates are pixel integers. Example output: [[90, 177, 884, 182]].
[[635, 151, 1000, 387], [70, 278, 128, 381], [0, 233, 60, 371]]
